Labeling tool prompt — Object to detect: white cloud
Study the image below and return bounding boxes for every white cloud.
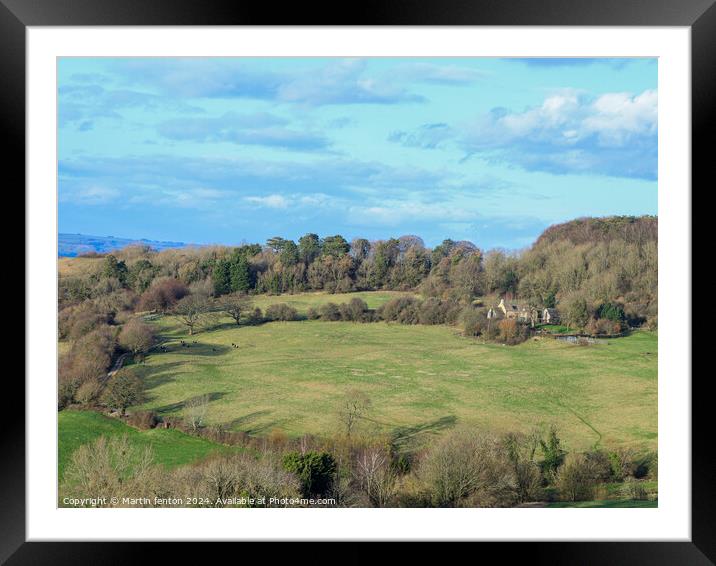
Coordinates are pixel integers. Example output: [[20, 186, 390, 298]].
[[60, 185, 120, 205], [476, 89, 657, 148], [245, 194, 289, 209], [454, 88, 658, 179], [582, 89, 657, 145], [276, 58, 424, 106], [348, 201, 477, 227], [244, 192, 336, 210]]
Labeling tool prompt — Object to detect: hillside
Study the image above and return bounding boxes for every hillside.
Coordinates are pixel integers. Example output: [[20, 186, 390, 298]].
[[59, 233, 192, 257], [534, 216, 657, 247], [518, 216, 658, 326]]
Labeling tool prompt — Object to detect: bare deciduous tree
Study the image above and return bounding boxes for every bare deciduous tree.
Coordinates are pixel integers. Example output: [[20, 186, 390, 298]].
[[419, 429, 519, 507], [101, 368, 144, 415], [185, 394, 210, 432], [354, 445, 397, 507], [172, 294, 212, 335], [62, 435, 159, 507], [75, 379, 103, 406], [338, 389, 372, 436], [219, 293, 253, 325], [118, 318, 156, 361]]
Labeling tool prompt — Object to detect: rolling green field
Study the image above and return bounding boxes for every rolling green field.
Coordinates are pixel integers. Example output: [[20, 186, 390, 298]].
[[249, 290, 416, 315], [130, 292, 657, 453], [58, 410, 240, 480]]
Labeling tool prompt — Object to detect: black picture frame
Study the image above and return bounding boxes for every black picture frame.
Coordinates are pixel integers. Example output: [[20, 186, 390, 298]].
[[6, 0, 708, 562]]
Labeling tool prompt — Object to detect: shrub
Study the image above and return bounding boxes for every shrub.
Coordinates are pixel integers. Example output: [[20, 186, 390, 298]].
[[319, 302, 342, 321], [498, 318, 529, 345], [127, 410, 159, 430], [418, 297, 449, 325], [282, 451, 337, 497], [58, 376, 79, 409], [353, 445, 397, 507], [59, 325, 118, 403], [118, 318, 156, 359], [583, 449, 613, 481], [60, 302, 110, 341], [184, 394, 210, 432], [174, 453, 301, 507], [101, 368, 144, 415], [555, 453, 599, 502], [586, 317, 622, 336], [609, 447, 639, 480], [61, 435, 160, 506], [504, 432, 544, 503], [267, 429, 289, 447], [346, 297, 370, 322], [460, 307, 485, 336], [482, 323, 500, 341], [306, 307, 320, 320], [597, 302, 625, 322], [137, 277, 188, 312], [264, 303, 299, 322], [378, 296, 420, 324], [563, 295, 590, 330], [539, 427, 566, 481], [418, 429, 518, 507], [620, 478, 649, 500], [246, 307, 264, 325], [75, 379, 103, 406]]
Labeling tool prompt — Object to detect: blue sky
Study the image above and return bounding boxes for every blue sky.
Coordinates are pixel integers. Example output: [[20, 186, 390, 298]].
[[58, 57, 657, 249]]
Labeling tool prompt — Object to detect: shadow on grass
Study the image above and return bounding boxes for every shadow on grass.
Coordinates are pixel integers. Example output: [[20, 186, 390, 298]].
[[134, 362, 187, 400], [225, 410, 283, 435], [152, 342, 232, 357], [152, 391, 228, 416], [390, 415, 458, 449]]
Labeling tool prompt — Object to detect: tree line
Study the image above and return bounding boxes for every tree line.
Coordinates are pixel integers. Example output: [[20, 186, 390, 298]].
[[60, 215, 657, 324]]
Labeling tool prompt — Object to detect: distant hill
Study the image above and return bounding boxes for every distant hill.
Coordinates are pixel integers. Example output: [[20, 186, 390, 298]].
[[59, 233, 192, 257]]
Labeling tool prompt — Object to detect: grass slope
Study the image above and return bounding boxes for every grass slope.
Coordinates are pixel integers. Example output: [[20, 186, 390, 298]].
[[58, 410, 238, 480], [133, 292, 657, 452], [250, 290, 416, 315]]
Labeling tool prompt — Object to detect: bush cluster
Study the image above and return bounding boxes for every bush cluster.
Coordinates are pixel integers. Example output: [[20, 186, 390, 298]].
[[264, 303, 299, 321], [58, 325, 117, 409], [60, 422, 658, 508]]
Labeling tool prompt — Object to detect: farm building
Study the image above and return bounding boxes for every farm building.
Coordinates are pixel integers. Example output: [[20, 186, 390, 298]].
[[542, 308, 560, 324], [495, 298, 555, 327], [498, 298, 521, 319], [498, 298, 536, 324]]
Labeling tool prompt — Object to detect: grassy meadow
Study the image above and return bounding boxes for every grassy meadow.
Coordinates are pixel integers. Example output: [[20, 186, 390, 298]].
[[58, 410, 240, 480], [249, 290, 417, 315], [127, 291, 657, 453]]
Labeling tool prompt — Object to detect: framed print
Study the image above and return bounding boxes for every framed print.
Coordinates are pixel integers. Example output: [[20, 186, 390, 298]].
[[8, 0, 711, 561]]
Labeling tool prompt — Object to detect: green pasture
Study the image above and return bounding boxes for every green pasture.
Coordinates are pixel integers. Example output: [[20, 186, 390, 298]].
[[58, 410, 239, 480], [129, 292, 657, 453], [249, 290, 416, 315]]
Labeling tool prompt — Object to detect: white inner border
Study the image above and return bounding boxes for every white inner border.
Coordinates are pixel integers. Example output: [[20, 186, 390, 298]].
[[27, 27, 691, 541]]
